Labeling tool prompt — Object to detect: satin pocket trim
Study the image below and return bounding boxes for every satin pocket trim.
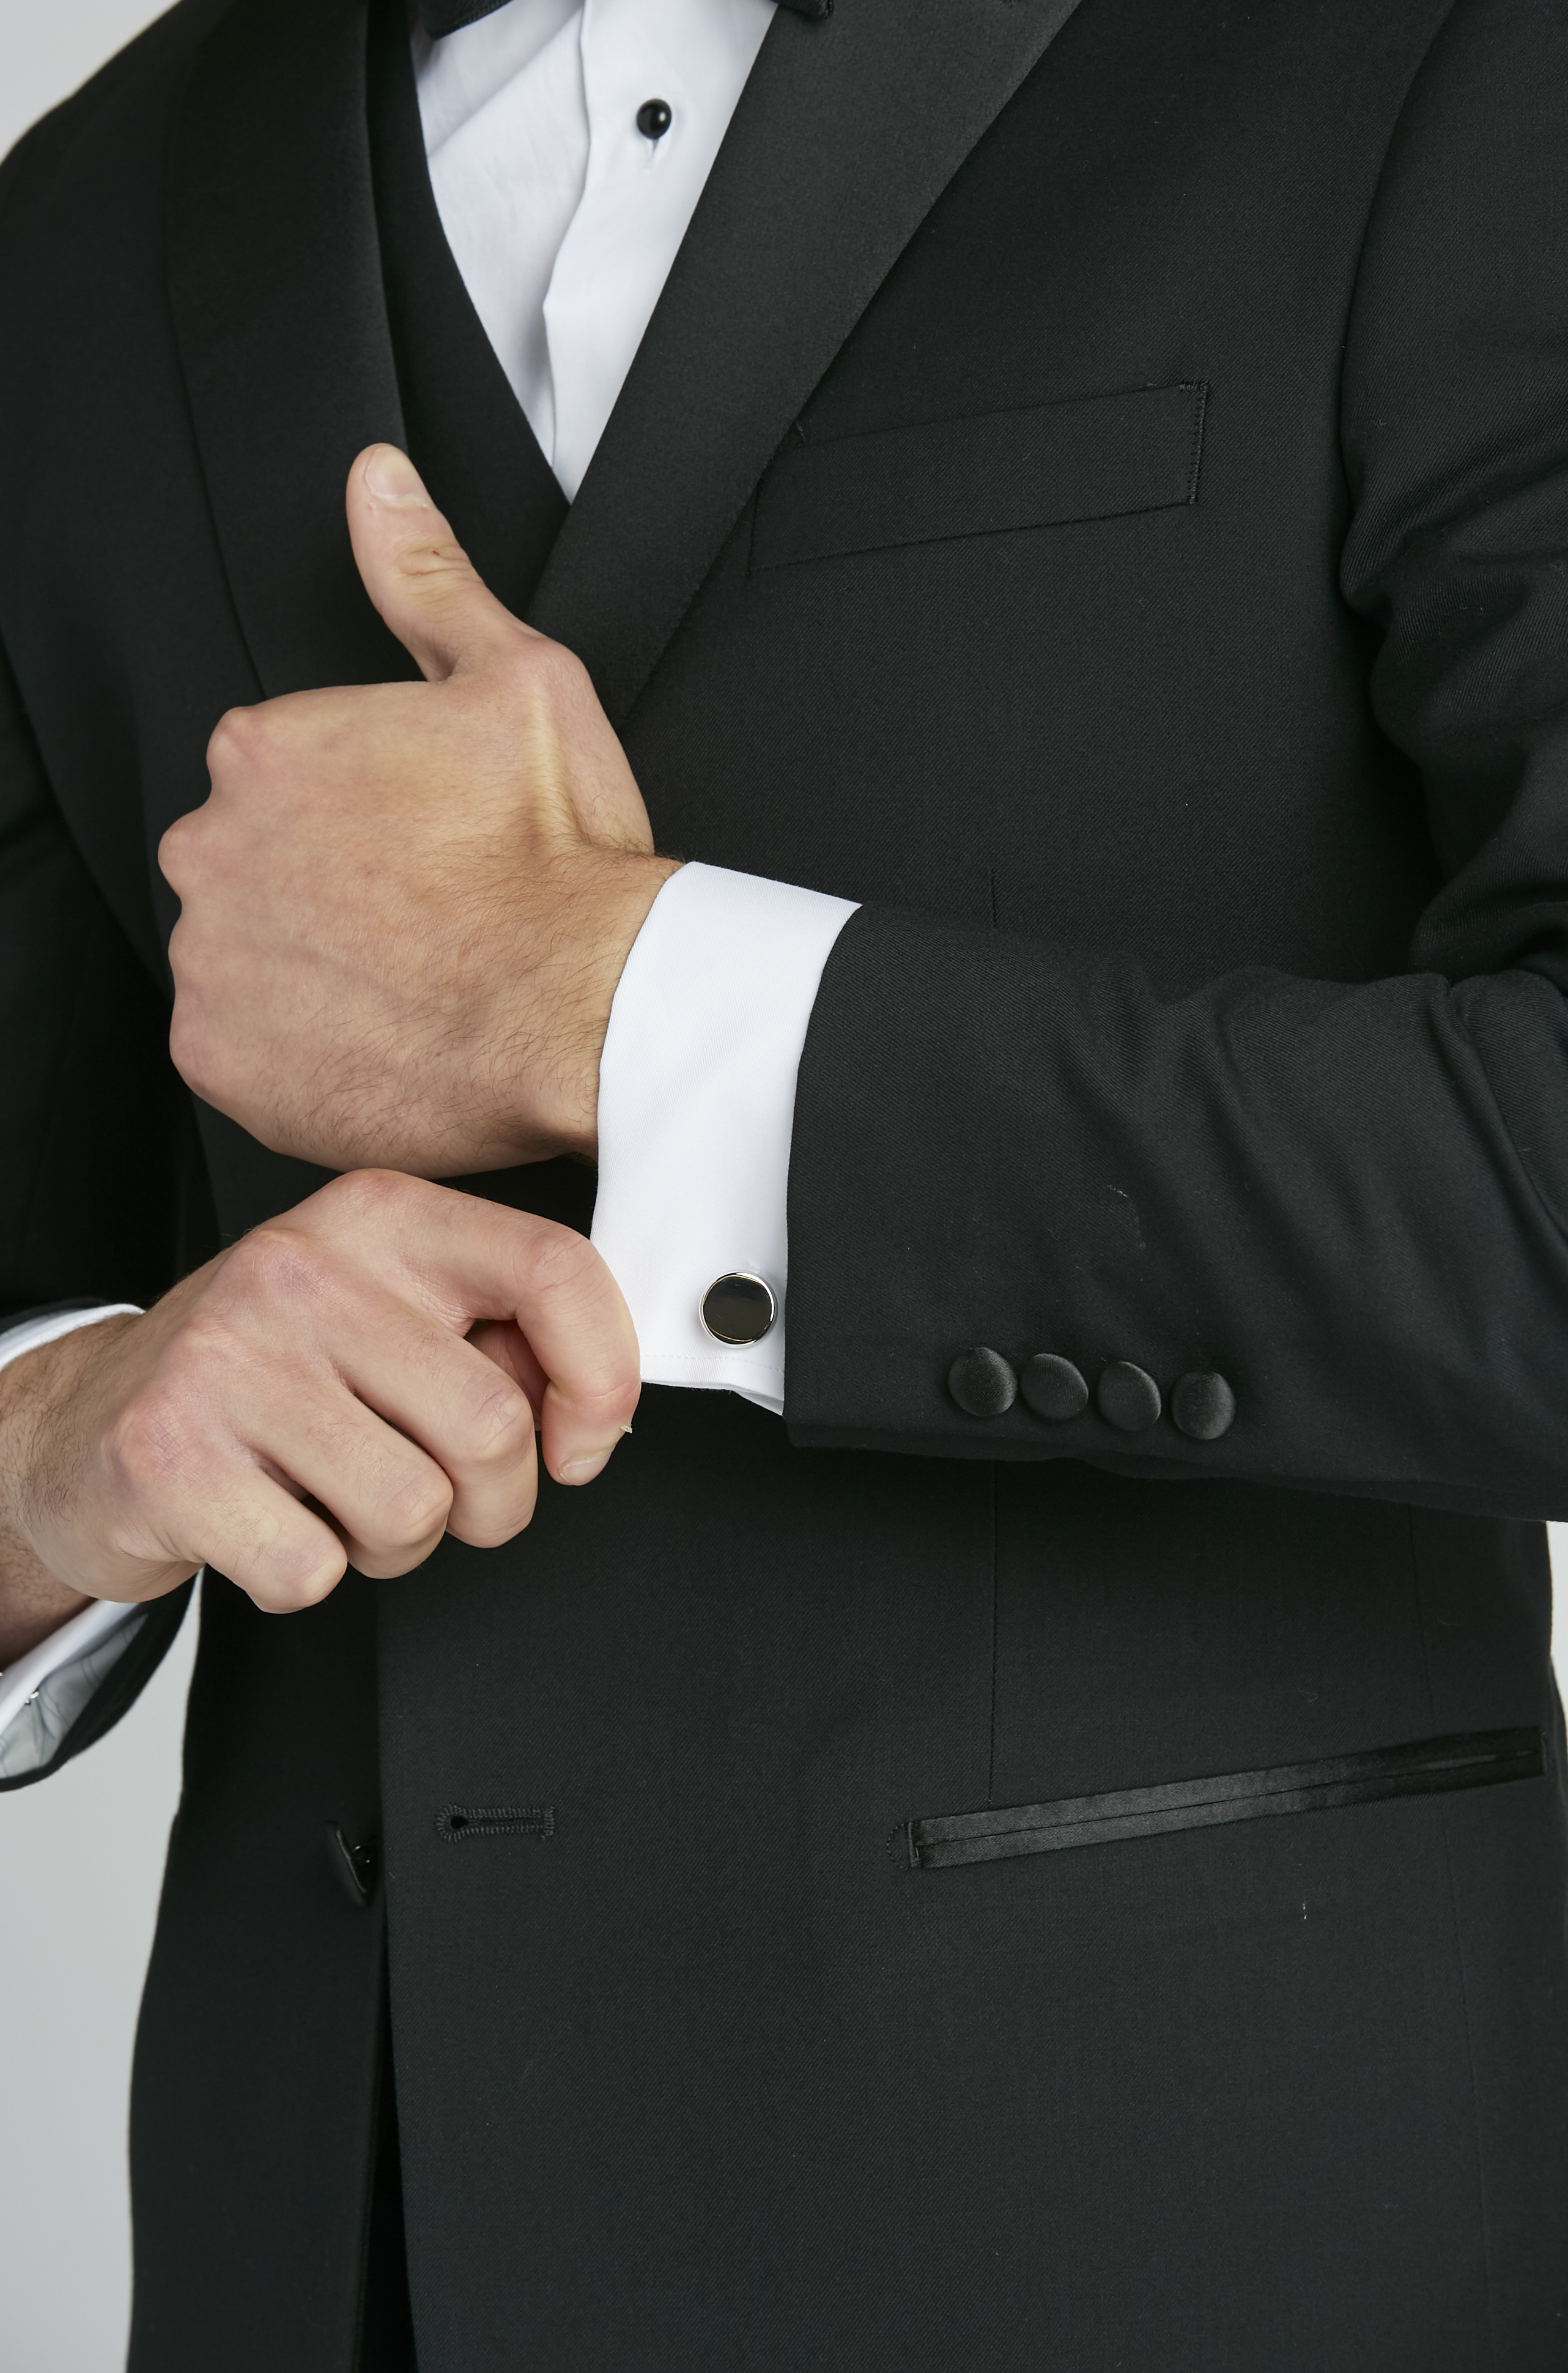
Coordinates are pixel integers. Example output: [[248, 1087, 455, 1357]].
[[907, 1727, 1544, 1871]]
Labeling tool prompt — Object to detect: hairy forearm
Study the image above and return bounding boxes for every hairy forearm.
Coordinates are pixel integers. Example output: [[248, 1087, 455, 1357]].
[[0, 1322, 128, 1664], [0, 1538, 91, 1667]]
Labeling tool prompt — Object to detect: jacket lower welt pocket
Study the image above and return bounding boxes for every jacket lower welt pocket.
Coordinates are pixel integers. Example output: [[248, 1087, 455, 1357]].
[[906, 1727, 1543, 1871]]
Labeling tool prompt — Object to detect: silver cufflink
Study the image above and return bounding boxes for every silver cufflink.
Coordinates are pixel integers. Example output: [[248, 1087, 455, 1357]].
[[700, 1273, 776, 1345]]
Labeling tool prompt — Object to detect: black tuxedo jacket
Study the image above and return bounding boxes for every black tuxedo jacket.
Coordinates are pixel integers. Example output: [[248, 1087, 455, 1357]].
[[3, 0, 1568, 2364]]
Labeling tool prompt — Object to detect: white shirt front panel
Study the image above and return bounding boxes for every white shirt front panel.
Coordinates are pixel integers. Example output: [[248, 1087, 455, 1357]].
[[417, 0, 775, 498]]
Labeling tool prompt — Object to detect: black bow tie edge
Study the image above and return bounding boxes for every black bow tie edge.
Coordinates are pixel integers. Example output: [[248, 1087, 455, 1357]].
[[418, 0, 829, 35]]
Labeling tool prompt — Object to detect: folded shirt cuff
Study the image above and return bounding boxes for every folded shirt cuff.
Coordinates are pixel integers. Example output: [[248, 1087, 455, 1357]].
[[0, 1599, 149, 1780], [591, 862, 857, 1415]]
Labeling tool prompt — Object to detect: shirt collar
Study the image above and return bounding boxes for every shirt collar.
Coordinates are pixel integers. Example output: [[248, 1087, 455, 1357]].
[[418, 0, 829, 34]]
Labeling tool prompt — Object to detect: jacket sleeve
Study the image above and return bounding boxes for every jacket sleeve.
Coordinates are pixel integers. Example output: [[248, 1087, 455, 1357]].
[[782, 0, 1568, 1521], [0, 635, 212, 1780]]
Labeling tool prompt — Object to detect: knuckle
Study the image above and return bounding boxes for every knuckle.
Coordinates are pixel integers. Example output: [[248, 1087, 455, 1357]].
[[379, 1464, 452, 1550], [167, 1004, 225, 1105], [166, 1001, 204, 1084], [518, 1220, 600, 1298], [105, 1390, 189, 1498], [253, 1548, 344, 1615], [223, 1224, 331, 1313], [464, 1380, 536, 1468], [320, 1167, 424, 1234], [165, 1303, 248, 1381], [576, 1371, 643, 1428], [401, 530, 476, 591], [454, 1505, 533, 1552], [528, 637, 587, 705], [205, 702, 265, 778], [158, 813, 226, 906], [449, 1483, 536, 1552], [156, 812, 196, 890]]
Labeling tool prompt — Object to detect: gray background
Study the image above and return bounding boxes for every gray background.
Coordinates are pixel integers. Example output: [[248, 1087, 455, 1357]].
[[0, 7, 1564, 2366]]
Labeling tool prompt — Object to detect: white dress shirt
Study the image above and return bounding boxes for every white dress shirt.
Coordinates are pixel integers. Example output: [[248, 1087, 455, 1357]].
[[0, 0, 857, 1767]]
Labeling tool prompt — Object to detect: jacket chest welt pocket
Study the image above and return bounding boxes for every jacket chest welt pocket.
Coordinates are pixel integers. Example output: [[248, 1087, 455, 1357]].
[[751, 381, 1208, 572]]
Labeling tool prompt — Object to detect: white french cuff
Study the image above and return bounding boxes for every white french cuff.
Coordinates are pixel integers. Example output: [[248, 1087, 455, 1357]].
[[0, 1304, 144, 1777], [591, 862, 858, 1416]]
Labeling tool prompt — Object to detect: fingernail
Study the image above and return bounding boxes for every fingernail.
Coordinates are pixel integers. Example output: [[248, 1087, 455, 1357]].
[[558, 1442, 621, 1483], [364, 445, 431, 508]]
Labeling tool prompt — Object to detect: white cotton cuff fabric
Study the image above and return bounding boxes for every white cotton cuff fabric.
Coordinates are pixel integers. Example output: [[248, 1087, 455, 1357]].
[[0, 1599, 150, 1782], [591, 862, 857, 1415], [0, 1305, 143, 1777]]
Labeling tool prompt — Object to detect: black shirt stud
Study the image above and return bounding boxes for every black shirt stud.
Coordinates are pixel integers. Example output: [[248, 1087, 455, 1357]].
[[1019, 1353, 1089, 1421], [637, 98, 673, 141], [1172, 1371, 1237, 1441], [700, 1272, 775, 1344], [948, 1346, 1018, 1418], [1096, 1360, 1163, 1432]]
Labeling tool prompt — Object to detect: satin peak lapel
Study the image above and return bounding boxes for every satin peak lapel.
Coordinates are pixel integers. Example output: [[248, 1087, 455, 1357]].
[[166, 0, 409, 703], [529, 0, 1092, 725]]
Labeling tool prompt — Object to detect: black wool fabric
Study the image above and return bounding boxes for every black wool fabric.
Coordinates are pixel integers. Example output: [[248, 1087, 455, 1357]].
[[1, 0, 1566, 2365]]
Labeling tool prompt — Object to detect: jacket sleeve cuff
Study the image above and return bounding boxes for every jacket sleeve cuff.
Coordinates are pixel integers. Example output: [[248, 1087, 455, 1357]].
[[591, 862, 857, 1415]]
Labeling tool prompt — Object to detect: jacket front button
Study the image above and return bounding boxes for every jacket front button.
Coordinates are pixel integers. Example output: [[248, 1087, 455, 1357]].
[[326, 1823, 377, 1907], [1096, 1360, 1162, 1432], [1172, 1371, 1237, 1440], [948, 1346, 1018, 1417], [1020, 1353, 1089, 1420]]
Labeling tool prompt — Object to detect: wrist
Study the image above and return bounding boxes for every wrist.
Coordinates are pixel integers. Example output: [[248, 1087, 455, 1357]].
[[542, 851, 682, 1160], [0, 1318, 134, 1662]]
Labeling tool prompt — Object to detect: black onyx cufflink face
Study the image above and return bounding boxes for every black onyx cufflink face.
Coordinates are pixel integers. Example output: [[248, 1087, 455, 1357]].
[[700, 1273, 776, 1344]]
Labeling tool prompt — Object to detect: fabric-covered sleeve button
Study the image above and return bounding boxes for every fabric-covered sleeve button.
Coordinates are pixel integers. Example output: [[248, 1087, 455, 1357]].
[[1019, 1353, 1089, 1421], [948, 1346, 1018, 1418], [1172, 1371, 1237, 1441], [1096, 1360, 1162, 1432], [700, 1273, 776, 1344]]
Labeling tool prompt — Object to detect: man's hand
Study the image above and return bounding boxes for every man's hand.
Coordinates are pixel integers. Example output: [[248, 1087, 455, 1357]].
[[160, 445, 679, 1177], [0, 1171, 639, 1664]]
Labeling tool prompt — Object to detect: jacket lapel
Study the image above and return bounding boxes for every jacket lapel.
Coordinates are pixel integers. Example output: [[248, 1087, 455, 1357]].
[[168, 0, 1092, 725], [166, 0, 410, 700], [529, 0, 1092, 725]]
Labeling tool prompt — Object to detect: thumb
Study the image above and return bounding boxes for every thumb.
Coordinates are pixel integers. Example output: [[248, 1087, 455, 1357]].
[[347, 443, 531, 683]]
